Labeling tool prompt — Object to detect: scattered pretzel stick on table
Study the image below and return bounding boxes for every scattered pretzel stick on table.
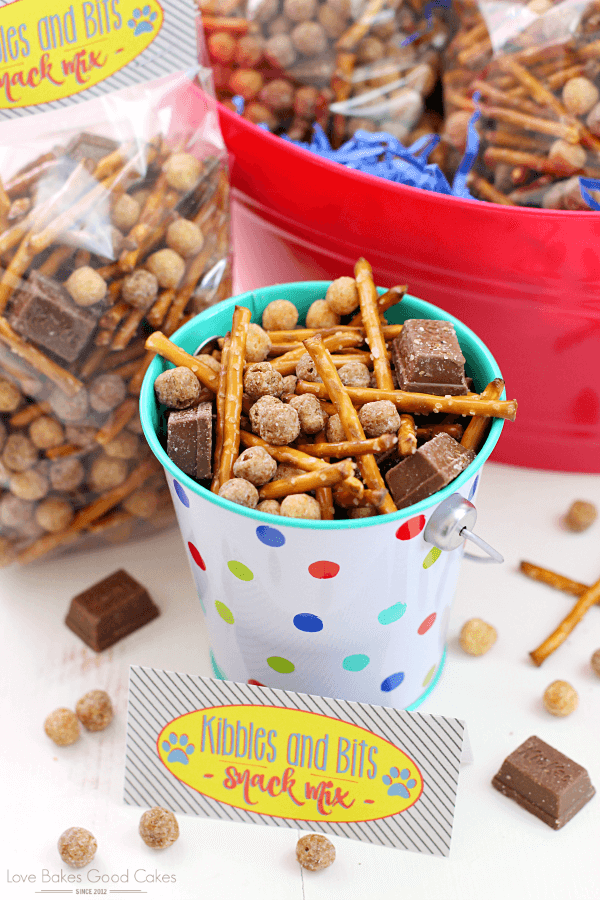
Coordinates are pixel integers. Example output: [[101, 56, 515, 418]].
[[520, 561, 591, 599], [529, 577, 600, 666]]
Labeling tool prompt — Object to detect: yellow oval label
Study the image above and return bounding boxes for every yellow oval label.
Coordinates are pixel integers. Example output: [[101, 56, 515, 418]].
[[0, 0, 163, 109], [157, 705, 424, 822]]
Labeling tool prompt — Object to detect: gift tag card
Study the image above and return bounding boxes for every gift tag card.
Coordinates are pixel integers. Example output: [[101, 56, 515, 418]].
[[124, 666, 467, 856]]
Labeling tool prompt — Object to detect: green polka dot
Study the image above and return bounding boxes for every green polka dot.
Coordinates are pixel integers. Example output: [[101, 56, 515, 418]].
[[423, 546, 442, 569], [198, 594, 206, 615], [267, 656, 295, 674], [343, 654, 370, 671], [378, 602, 407, 625], [210, 649, 227, 680], [215, 601, 234, 624], [227, 560, 254, 581], [423, 664, 436, 687]]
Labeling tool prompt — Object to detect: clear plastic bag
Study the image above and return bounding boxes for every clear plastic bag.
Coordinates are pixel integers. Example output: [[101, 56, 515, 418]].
[[0, 1, 233, 566]]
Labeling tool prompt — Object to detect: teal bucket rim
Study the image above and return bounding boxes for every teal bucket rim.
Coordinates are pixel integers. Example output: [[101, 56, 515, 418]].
[[140, 281, 506, 531]]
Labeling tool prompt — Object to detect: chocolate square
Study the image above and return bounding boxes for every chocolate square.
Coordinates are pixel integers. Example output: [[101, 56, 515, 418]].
[[385, 432, 475, 509], [65, 569, 159, 652], [9, 271, 97, 364], [64, 132, 119, 165], [492, 735, 595, 829], [392, 319, 468, 396], [167, 401, 212, 481]]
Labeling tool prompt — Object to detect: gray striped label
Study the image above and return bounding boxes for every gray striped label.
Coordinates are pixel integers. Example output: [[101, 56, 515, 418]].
[[124, 666, 466, 856]]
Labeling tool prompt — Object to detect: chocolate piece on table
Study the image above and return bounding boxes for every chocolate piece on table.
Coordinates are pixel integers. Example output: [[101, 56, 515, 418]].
[[64, 132, 119, 164], [167, 401, 212, 481], [65, 569, 159, 652], [9, 271, 97, 364], [385, 432, 474, 509], [492, 735, 595, 830], [392, 319, 469, 396]]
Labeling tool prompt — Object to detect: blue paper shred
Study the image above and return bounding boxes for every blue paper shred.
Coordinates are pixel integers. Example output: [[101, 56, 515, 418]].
[[579, 177, 600, 210]]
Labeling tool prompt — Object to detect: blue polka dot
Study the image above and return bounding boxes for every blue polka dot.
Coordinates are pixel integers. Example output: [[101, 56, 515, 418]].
[[468, 474, 479, 501], [293, 613, 323, 633], [173, 479, 189, 507], [381, 671, 405, 692], [256, 525, 285, 547]]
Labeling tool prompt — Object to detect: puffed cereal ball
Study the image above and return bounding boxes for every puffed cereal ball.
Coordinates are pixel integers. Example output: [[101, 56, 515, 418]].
[[259, 79, 295, 113], [358, 400, 400, 437], [296, 833, 336, 871], [459, 618, 497, 656], [543, 680, 578, 717], [255, 0, 279, 21], [591, 648, 600, 677], [296, 352, 322, 382], [281, 374, 297, 395], [305, 299, 340, 329], [281, 493, 321, 519], [442, 109, 472, 151], [0, 494, 34, 528], [218, 477, 259, 508], [208, 30, 236, 63], [284, 0, 316, 20], [104, 432, 140, 460], [275, 463, 302, 481], [89, 456, 129, 492], [244, 102, 278, 130], [288, 394, 327, 434], [262, 298, 299, 331], [0, 535, 15, 568], [139, 808, 180, 849], [233, 446, 277, 485], [49, 458, 85, 492], [166, 218, 204, 258], [265, 34, 297, 69], [586, 101, 600, 135], [44, 708, 80, 746], [229, 68, 264, 100], [163, 153, 202, 193], [0, 377, 21, 412], [2, 433, 38, 472], [257, 403, 300, 445], [257, 499, 281, 515], [65, 267, 107, 307], [89, 373, 127, 414], [349, 505, 377, 518], [122, 269, 159, 310], [318, 3, 346, 38], [562, 77, 600, 116], [35, 497, 74, 532], [29, 415, 64, 450], [49, 387, 89, 423], [112, 193, 141, 232], [154, 367, 200, 409], [291, 21, 327, 56], [196, 354, 221, 374], [76, 690, 114, 732], [146, 249, 186, 290], [338, 360, 371, 387], [325, 276, 359, 315], [326, 413, 345, 443], [58, 827, 97, 868], [294, 85, 319, 118], [244, 362, 284, 401], [249, 395, 283, 432], [9, 469, 49, 501], [245, 323, 272, 363], [122, 488, 159, 519], [236, 34, 264, 67], [548, 139, 586, 175]]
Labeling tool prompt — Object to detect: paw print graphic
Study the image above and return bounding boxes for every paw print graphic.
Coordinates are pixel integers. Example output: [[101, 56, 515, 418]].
[[382, 766, 417, 799], [162, 732, 195, 764], [128, 5, 158, 36]]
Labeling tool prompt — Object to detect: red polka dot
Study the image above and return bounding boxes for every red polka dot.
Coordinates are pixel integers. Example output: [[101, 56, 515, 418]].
[[188, 542, 206, 570], [418, 613, 437, 635], [248, 679, 266, 687], [396, 515, 426, 540], [308, 560, 340, 579]]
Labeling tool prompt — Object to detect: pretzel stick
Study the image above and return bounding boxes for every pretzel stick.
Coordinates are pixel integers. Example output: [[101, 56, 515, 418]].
[[146, 289, 176, 329], [397, 414, 417, 456], [99, 339, 146, 371], [333, 484, 385, 509], [417, 424, 463, 440], [529, 577, 600, 666], [162, 236, 216, 336], [211, 337, 230, 493], [498, 57, 566, 119], [483, 147, 583, 177], [0, 317, 83, 395], [112, 308, 145, 351], [85, 509, 135, 536], [201, 15, 252, 33], [144, 332, 219, 393], [94, 398, 138, 446], [520, 561, 591, 599], [218, 306, 251, 486], [337, 0, 386, 50], [313, 428, 334, 520], [296, 432, 397, 457], [461, 378, 505, 451], [9, 400, 51, 429], [303, 335, 396, 515], [98, 300, 129, 332], [37, 245, 73, 276], [259, 459, 355, 500], [471, 79, 550, 117], [457, 37, 492, 68], [93, 142, 133, 181], [129, 351, 156, 396], [270, 331, 364, 375], [354, 257, 394, 390], [16, 459, 158, 564], [331, 51, 356, 148], [109, 358, 147, 380], [5, 153, 57, 197], [296, 381, 518, 420], [479, 106, 581, 143], [268, 324, 403, 342], [44, 443, 83, 460], [349, 286, 407, 326], [483, 129, 551, 152]]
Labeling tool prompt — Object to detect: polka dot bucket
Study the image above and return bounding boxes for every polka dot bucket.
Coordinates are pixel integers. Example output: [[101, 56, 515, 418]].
[[140, 283, 505, 710]]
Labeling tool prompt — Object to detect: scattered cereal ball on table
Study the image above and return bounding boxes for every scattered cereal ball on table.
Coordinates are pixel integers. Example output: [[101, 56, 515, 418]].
[[122, 488, 159, 519], [281, 493, 321, 520], [139, 808, 179, 849], [591, 649, 600, 677], [326, 413, 345, 443], [65, 267, 107, 307], [89, 456, 129, 493], [257, 403, 300, 445], [265, 34, 297, 69], [104, 432, 140, 460], [155, 367, 200, 410], [58, 827, 97, 868], [208, 30, 236, 64], [563, 500, 597, 533], [89, 373, 126, 414], [219, 478, 259, 508], [233, 447, 277, 485], [258, 499, 281, 515], [288, 394, 327, 434], [9, 469, 49, 501], [244, 362, 284, 401], [0, 535, 15, 568], [562, 77, 600, 116], [296, 352, 322, 383], [122, 270, 159, 310], [0, 494, 34, 528], [163, 153, 202, 193], [296, 833, 335, 870], [112, 193, 141, 232], [260, 79, 295, 113], [291, 21, 327, 56], [29, 415, 64, 450], [358, 400, 401, 437], [35, 497, 74, 533], [2, 433, 37, 472], [325, 276, 359, 316], [146, 249, 186, 290], [249, 395, 282, 432], [245, 323, 272, 363], [49, 458, 85, 492], [338, 360, 371, 387], [459, 618, 497, 656], [543, 680, 578, 717], [76, 690, 114, 732], [262, 299, 299, 331], [305, 300, 340, 329], [0, 377, 21, 412], [49, 387, 89, 423], [166, 218, 204, 259], [44, 708, 80, 746]]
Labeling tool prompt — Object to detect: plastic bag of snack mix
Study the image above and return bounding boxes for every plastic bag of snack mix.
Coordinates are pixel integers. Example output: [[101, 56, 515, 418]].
[[441, 0, 600, 207], [200, 0, 456, 146], [0, 0, 233, 567]]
